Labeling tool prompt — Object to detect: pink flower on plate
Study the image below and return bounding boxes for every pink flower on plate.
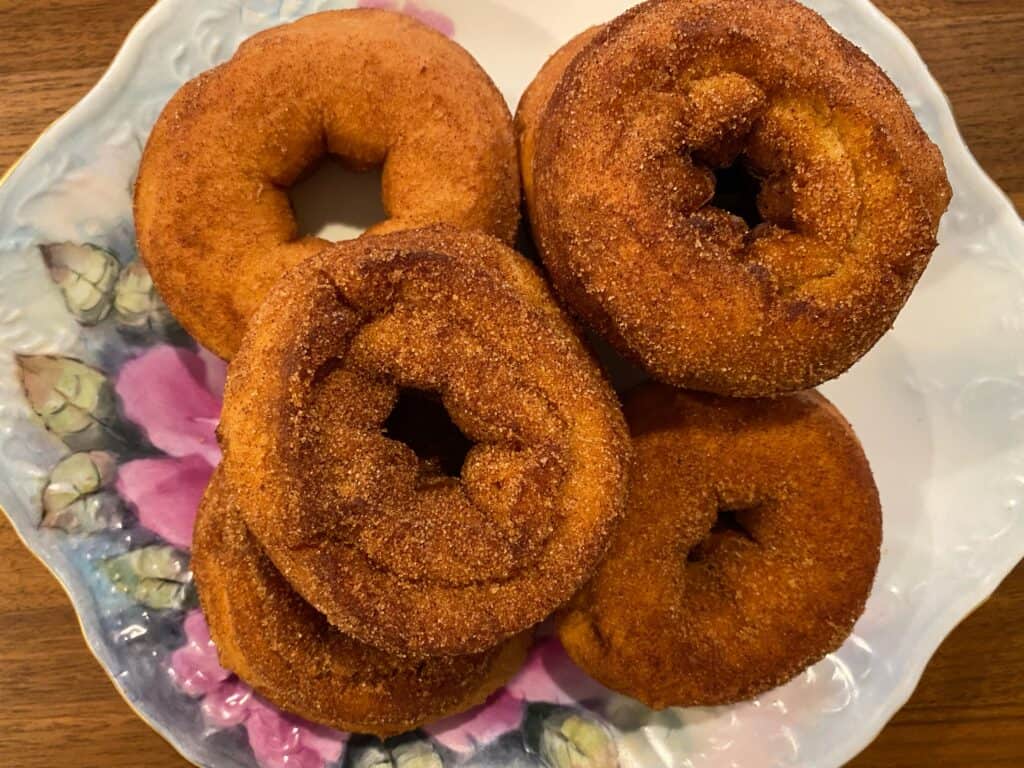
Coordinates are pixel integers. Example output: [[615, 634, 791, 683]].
[[424, 689, 525, 753], [169, 610, 231, 697], [507, 636, 609, 705], [356, 0, 456, 37], [171, 611, 345, 768], [425, 636, 609, 753], [202, 679, 254, 728], [246, 700, 346, 768], [115, 345, 225, 548]]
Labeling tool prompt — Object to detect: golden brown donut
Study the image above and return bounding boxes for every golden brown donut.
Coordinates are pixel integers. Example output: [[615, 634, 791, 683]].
[[558, 383, 882, 708], [514, 25, 603, 213], [218, 225, 630, 657], [519, 0, 951, 396], [135, 9, 520, 359], [193, 470, 530, 736]]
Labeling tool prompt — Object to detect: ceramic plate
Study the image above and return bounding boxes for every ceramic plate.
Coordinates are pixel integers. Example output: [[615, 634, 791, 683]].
[[0, 1, 1021, 766]]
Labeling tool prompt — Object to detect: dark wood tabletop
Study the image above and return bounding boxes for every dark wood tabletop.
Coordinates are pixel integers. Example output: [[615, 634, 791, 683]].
[[0, 1, 1021, 766]]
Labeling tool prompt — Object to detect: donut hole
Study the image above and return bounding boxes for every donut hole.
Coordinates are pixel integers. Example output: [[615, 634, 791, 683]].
[[288, 156, 387, 242], [710, 163, 763, 228], [383, 388, 474, 478], [687, 503, 761, 563]]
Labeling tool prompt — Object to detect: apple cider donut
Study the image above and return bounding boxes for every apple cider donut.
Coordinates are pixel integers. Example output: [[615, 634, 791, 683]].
[[514, 25, 604, 213], [520, 0, 951, 396], [135, 9, 519, 359], [557, 383, 882, 708], [218, 226, 630, 657], [193, 470, 531, 736]]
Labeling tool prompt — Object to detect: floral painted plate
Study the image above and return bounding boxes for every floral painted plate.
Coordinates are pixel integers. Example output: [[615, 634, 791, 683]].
[[0, 1, 1021, 767]]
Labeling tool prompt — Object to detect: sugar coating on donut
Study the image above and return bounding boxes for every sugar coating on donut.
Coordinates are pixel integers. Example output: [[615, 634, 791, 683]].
[[515, 25, 604, 214], [521, 0, 951, 396], [192, 470, 530, 736], [135, 9, 520, 359], [557, 383, 882, 708], [218, 225, 631, 657]]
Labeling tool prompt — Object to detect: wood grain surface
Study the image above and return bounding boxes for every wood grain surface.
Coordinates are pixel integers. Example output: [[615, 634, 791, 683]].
[[0, 1, 1021, 766]]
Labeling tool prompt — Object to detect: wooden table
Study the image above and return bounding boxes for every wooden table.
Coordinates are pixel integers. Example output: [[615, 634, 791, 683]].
[[0, 1, 1021, 766]]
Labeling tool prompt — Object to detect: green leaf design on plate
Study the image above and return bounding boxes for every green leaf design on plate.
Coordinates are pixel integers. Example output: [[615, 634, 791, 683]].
[[113, 260, 180, 337], [351, 741, 444, 768], [17, 354, 133, 451], [41, 450, 123, 533], [40, 242, 121, 325], [527, 706, 618, 768], [100, 545, 195, 610]]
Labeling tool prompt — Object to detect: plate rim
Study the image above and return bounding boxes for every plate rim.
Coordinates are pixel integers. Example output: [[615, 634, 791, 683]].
[[0, 1, 1021, 767], [796, 2, 1024, 763]]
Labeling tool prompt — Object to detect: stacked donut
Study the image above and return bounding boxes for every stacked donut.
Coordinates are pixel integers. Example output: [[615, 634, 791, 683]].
[[137, 11, 629, 734], [134, 0, 949, 734], [514, 0, 947, 708]]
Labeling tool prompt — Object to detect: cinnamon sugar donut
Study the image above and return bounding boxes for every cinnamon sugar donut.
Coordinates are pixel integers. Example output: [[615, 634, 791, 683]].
[[193, 470, 530, 736], [135, 9, 519, 359], [557, 383, 882, 708], [519, 0, 951, 396], [218, 226, 630, 656], [514, 26, 603, 213]]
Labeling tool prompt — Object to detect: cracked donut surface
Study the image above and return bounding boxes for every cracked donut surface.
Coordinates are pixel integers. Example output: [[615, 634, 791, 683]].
[[557, 383, 882, 708], [518, 0, 950, 396], [218, 226, 630, 657], [135, 9, 520, 359], [193, 470, 530, 736]]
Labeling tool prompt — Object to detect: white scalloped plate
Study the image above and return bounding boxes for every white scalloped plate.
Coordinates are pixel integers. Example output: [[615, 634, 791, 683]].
[[1, 1, 1022, 767]]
